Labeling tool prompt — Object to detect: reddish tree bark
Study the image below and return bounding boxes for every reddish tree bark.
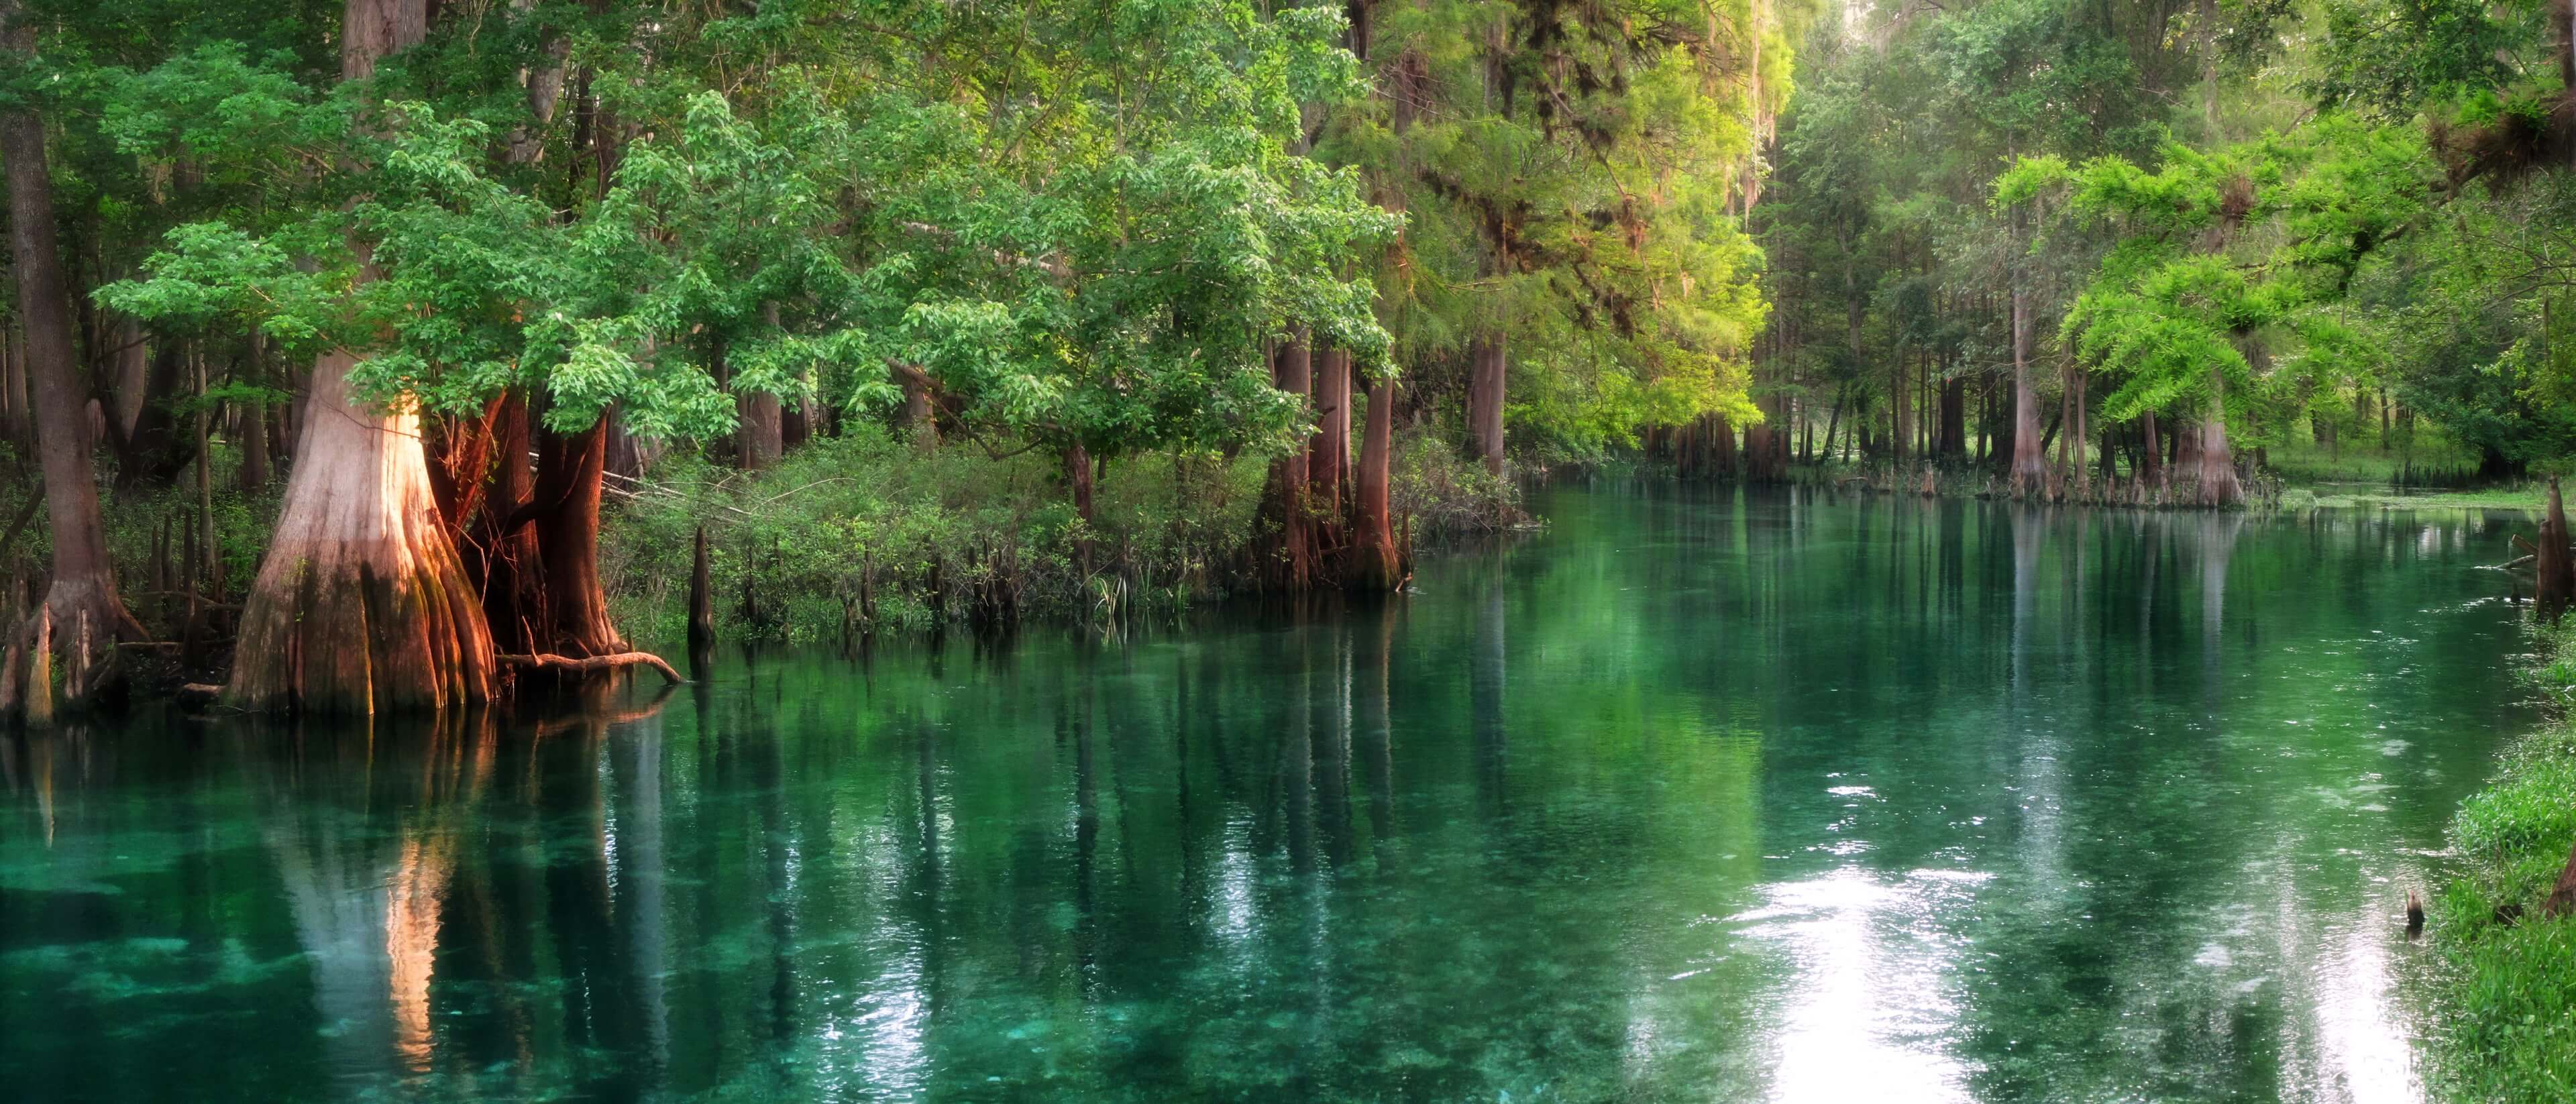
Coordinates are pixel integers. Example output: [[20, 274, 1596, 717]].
[[1350, 374, 1403, 590], [237, 400, 271, 490], [737, 391, 782, 470], [1259, 334, 1316, 588], [1065, 441, 1095, 527], [468, 392, 541, 653], [532, 415, 621, 657], [1311, 341, 1350, 513], [1467, 332, 1507, 476]]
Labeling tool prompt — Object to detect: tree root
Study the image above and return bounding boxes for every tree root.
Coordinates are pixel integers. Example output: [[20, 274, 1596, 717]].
[[497, 651, 686, 684]]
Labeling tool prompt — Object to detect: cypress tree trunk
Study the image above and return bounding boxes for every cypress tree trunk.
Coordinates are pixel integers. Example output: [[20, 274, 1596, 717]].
[[737, 392, 782, 470], [1311, 341, 1350, 513], [238, 343, 272, 491], [533, 415, 621, 657], [1260, 335, 1315, 588], [1065, 442, 1095, 527], [1468, 332, 1506, 476], [900, 364, 938, 451], [2198, 370, 2242, 507], [2008, 284, 2045, 496], [2138, 412, 2163, 488], [781, 392, 809, 452], [1939, 377, 1965, 461], [111, 343, 199, 492], [1350, 376, 1402, 591], [0, 2, 145, 700], [472, 391, 539, 654], [225, 0, 493, 713], [2543, 478, 2574, 622], [109, 320, 146, 443], [688, 525, 713, 657], [229, 350, 494, 712]]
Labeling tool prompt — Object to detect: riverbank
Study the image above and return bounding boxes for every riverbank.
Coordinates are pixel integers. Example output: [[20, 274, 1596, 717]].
[[1635, 455, 2559, 515], [601, 426, 1517, 645], [2425, 620, 2576, 1101]]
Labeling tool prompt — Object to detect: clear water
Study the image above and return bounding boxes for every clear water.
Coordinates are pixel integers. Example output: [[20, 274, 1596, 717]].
[[0, 486, 2539, 1102]]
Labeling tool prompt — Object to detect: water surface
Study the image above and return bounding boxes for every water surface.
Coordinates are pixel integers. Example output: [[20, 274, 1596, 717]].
[[0, 486, 2536, 1101]]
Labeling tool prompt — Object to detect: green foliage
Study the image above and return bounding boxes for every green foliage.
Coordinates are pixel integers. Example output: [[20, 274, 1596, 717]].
[[1320, 0, 1805, 461], [2428, 618, 2576, 1102], [97, 0, 1401, 466], [2010, 117, 2439, 446]]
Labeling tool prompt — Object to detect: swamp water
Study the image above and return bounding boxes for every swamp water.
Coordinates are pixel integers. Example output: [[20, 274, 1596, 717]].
[[0, 486, 2540, 1102]]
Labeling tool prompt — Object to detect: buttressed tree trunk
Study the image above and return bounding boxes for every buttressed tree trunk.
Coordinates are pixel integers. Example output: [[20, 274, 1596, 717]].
[[226, 0, 493, 713], [0, 0, 145, 704], [231, 350, 494, 712], [1468, 333, 1507, 477]]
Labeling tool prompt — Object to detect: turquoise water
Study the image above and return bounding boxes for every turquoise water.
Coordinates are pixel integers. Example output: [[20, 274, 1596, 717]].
[[0, 486, 2538, 1101]]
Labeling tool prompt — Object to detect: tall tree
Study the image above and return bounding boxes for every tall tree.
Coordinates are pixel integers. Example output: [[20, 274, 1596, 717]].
[[221, 0, 494, 712], [0, 0, 146, 707]]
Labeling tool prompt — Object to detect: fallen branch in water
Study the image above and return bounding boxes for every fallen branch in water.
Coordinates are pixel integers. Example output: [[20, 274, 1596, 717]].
[[498, 651, 686, 684]]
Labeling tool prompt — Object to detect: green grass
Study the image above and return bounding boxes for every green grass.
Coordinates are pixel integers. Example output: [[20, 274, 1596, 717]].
[[2426, 621, 2576, 1102], [2261, 436, 2481, 486], [2303, 486, 2551, 512]]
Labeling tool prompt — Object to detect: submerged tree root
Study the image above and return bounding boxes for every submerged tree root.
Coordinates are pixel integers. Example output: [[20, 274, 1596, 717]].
[[497, 651, 685, 684]]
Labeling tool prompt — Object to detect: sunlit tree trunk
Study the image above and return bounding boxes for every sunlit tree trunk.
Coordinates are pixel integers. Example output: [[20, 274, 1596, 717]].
[[226, 0, 493, 713], [0, 0, 146, 703]]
